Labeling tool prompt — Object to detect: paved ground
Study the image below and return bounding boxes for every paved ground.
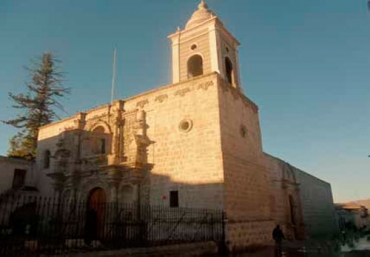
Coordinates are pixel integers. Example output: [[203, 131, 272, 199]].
[[228, 248, 370, 257], [227, 237, 370, 257]]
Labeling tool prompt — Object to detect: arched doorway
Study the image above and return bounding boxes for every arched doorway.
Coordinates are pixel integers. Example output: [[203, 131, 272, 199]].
[[86, 188, 106, 241]]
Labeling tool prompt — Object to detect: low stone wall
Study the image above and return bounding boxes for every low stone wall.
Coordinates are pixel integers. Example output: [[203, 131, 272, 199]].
[[226, 219, 274, 252], [40, 241, 219, 257]]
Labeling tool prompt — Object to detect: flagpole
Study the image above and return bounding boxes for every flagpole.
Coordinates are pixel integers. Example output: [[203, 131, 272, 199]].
[[110, 48, 117, 105]]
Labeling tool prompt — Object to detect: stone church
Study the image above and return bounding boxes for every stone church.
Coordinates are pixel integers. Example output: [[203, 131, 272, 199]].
[[32, 1, 338, 250]]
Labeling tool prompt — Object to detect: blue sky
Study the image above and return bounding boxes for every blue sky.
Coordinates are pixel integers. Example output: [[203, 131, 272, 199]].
[[0, 0, 369, 202]]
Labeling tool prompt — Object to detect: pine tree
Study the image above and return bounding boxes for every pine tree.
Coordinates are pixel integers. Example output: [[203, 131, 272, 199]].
[[2, 52, 70, 160]]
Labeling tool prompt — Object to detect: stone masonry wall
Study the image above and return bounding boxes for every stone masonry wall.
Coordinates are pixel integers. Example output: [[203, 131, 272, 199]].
[[264, 154, 286, 227], [37, 116, 79, 196], [292, 167, 339, 238], [123, 72, 224, 210], [264, 154, 306, 240], [227, 220, 273, 252], [36, 73, 225, 210], [217, 80, 274, 248]]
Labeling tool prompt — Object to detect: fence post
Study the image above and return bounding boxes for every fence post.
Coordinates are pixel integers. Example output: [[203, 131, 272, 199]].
[[219, 211, 229, 255]]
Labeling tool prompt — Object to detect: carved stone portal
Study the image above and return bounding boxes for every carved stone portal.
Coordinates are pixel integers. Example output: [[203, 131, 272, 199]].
[[47, 107, 153, 205]]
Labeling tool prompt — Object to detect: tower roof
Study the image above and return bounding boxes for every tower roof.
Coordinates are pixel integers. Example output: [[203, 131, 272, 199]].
[[185, 0, 215, 29]]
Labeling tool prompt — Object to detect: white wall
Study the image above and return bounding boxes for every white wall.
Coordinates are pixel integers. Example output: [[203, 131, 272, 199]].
[[0, 156, 33, 193]]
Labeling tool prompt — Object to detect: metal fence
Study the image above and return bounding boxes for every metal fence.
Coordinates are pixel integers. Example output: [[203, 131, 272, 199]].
[[0, 194, 224, 256]]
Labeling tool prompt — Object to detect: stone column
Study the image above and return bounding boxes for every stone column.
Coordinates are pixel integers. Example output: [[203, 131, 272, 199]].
[[106, 167, 122, 203]]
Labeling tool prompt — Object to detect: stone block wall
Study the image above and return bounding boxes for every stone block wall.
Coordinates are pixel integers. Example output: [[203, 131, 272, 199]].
[[264, 154, 286, 226], [123, 72, 225, 210], [37, 116, 79, 196], [217, 79, 273, 248], [292, 167, 339, 238], [34, 69, 339, 248], [264, 154, 306, 240], [227, 220, 274, 251], [35, 72, 225, 210]]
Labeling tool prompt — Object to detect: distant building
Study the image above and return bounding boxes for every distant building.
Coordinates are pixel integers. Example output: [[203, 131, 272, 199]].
[[336, 202, 370, 230], [0, 156, 36, 195], [2, 1, 338, 250]]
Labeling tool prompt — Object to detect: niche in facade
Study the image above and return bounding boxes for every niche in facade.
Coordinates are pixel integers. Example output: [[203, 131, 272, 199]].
[[91, 126, 107, 155], [44, 150, 51, 169]]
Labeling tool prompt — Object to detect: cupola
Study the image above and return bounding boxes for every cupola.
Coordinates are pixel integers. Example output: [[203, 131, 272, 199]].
[[185, 1, 214, 29]]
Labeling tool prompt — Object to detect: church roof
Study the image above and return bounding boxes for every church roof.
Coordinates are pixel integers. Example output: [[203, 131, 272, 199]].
[[185, 0, 215, 29]]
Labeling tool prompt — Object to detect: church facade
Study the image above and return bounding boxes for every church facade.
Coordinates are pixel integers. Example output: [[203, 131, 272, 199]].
[[32, 1, 338, 250]]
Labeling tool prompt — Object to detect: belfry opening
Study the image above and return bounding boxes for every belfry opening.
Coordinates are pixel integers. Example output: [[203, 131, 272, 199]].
[[187, 55, 203, 78]]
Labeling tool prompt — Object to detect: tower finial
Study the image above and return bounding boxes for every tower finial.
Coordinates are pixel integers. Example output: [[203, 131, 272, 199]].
[[185, 0, 213, 29], [199, 0, 208, 9]]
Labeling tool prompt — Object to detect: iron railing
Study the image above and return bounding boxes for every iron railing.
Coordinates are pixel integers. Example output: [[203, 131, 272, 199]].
[[0, 194, 224, 256]]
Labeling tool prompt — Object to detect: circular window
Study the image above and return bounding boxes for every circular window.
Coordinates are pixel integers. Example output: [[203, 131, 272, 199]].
[[240, 125, 247, 138], [179, 119, 193, 132], [190, 44, 197, 50]]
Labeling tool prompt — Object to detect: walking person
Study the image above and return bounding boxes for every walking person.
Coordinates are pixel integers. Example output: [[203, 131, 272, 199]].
[[272, 225, 285, 257]]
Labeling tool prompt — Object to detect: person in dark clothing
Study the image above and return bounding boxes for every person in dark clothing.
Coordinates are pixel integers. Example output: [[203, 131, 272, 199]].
[[272, 225, 285, 257]]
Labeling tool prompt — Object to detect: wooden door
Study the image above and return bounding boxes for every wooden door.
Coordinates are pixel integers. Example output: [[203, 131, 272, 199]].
[[87, 188, 106, 239]]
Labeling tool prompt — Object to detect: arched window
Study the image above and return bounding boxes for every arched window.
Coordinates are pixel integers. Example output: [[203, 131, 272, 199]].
[[225, 57, 234, 85], [44, 150, 51, 169], [187, 55, 203, 78], [92, 126, 106, 155]]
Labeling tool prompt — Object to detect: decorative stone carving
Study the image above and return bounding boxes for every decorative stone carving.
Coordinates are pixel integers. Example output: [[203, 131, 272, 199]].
[[79, 177, 112, 201], [155, 94, 168, 103], [47, 137, 71, 193], [175, 87, 191, 97], [89, 120, 112, 134], [91, 113, 108, 120], [197, 80, 214, 90], [73, 112, 86, 130], [43, 97, 152, 206], [136, 99, 149, 108], [122, 112, 137, 162]]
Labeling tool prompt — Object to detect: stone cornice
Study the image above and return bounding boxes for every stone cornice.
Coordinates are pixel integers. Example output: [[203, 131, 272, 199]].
[[38, 114, 77, 130], [123, 72, 219, 103], [38, 72, 259, 135]]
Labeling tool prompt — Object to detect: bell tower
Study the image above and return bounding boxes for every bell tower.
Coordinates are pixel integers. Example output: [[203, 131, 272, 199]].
[[168, 0, 241, 90]]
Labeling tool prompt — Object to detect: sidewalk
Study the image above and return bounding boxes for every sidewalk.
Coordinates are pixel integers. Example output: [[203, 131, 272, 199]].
[[231, 240, 370, 257], [230, 241, 331, 257]]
